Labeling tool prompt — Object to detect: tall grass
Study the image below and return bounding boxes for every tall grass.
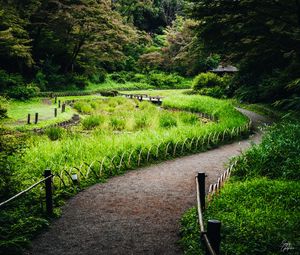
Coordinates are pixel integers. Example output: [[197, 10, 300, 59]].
[[232, 121, 300, 180], [181, 179, 300, 255], [180, 120, 300, 255], [15, 95, 249, 183]]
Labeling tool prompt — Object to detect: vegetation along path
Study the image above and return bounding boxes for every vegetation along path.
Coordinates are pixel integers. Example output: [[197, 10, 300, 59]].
[[26, 110, 269, 255]]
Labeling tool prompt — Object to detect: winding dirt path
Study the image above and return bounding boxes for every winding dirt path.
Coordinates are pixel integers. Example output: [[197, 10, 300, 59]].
[[26, 110, 269, 255]]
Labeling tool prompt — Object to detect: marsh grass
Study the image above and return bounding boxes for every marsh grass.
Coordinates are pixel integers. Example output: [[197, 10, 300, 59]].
[[0, 94, 251, 253], [159, 113, 177, 128], [82, 115, 103, 130], [45, 127, 65, 140], [16, 95, 249, 182]]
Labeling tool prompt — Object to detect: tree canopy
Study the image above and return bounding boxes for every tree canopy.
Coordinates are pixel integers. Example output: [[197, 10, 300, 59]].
[[0, 0, 299, 109], [189, 0, 300, 105]]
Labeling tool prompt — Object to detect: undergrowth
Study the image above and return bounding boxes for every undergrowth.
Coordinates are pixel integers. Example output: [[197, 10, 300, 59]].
[[180, 120, 300, 255]]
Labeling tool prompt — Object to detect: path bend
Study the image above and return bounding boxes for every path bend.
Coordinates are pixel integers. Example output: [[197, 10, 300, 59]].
[[26, 110, 269, 255]]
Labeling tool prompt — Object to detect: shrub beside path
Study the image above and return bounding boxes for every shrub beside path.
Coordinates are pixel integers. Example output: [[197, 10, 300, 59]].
[[26, 110, 269, 255]]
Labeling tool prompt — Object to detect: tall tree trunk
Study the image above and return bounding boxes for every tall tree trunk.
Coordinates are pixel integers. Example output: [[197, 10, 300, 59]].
[[64, 39, 85, 73]]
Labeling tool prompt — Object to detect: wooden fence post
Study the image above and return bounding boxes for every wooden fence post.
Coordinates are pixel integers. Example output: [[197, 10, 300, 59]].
[[54, 108, 57, 117], [35, 113, 39, 124], [61, 104, 65, 113], [27, 114, 31, 124], [58, 100, 61, 108], [197, 172, 206, 211], [207, 220, 221, 255], [54, 97, 57, 104], [44, 169, 53, 216]]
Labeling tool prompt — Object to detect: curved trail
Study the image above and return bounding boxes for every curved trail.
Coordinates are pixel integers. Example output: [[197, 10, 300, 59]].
[[26, 110, 269, 255]]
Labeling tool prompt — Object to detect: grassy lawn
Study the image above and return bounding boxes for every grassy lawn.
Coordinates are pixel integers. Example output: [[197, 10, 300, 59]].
[[1, 95, 106, 130]]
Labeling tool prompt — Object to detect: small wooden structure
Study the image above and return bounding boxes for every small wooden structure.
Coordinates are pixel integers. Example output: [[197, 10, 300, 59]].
[[211, 65, 238, 75]]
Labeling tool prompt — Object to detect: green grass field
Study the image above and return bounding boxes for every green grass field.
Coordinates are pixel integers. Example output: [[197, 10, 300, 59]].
[[1, 95, 106, 130]]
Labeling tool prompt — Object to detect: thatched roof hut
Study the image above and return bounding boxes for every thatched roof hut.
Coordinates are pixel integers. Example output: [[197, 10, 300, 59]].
[[211, 65, 238, 74]]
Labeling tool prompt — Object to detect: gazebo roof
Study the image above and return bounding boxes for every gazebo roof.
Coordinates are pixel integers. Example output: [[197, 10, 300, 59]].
[[211, 65, 238, 73]]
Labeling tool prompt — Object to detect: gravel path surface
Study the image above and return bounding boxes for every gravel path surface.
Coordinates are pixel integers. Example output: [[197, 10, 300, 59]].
[[26, 110, 269, 255]]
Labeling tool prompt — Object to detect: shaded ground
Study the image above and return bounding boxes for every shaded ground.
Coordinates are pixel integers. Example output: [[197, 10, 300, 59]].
[[25, 110, 268, 255]]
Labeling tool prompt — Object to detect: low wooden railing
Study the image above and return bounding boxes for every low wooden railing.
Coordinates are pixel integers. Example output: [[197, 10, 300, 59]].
[[196, 172, 221, 255], [122, 93, 163, 104], [195, 161, 237, 254], [0, 170, 54, 215]]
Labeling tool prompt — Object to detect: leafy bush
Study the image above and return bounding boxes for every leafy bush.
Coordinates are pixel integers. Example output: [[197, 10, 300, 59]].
[[89, 69, 107, 84], [193, 72, 222, 90], [71, 75, 89, 89], [131, 73, 147, 83], [7, 84, 40, 100], [45, 127, 65, 141], [99, 90, 118, 97], [198, 86, 227, 99], [147, 71, 184, 88], [46, 73, 69, 91], [138, 52, 164, 71], [232, 121, 300, 180], [159, 113, 177, 128], [0, 69, 25, 92], [179, 207, 201, 253], [109, 73, 126, 84], [34, 71, 48, 91], [0, 132, 24, 200], [0, 97, 8, 119], [82, 116, 103, 130], [193, 73, 233, 98]]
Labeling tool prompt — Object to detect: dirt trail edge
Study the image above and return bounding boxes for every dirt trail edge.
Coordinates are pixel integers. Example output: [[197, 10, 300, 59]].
[[26, 110, 269, 255]]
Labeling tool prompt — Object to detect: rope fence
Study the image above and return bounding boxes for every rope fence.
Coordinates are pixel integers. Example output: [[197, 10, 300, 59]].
[[0, 170, 54, 215], [195, 159, 238, 255], [0, 110, 251, 234], [49, 120, 250, 190]]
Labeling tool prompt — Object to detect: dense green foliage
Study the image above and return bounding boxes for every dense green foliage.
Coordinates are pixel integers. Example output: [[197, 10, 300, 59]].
[[1, 0, 299, 108], [106, 71, 191, 89], [113, 0, 186, 32], [192, 72, 231, 98], [0, 96, 7, 118], [193, 72, 222, 90], [0, 0, 136, 92], [0, 0, 222, 95], [232, 122, 300, 181], [189, 0, 300, 108], [180, 120, 300, 255], [181, 179, 300, 255]]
